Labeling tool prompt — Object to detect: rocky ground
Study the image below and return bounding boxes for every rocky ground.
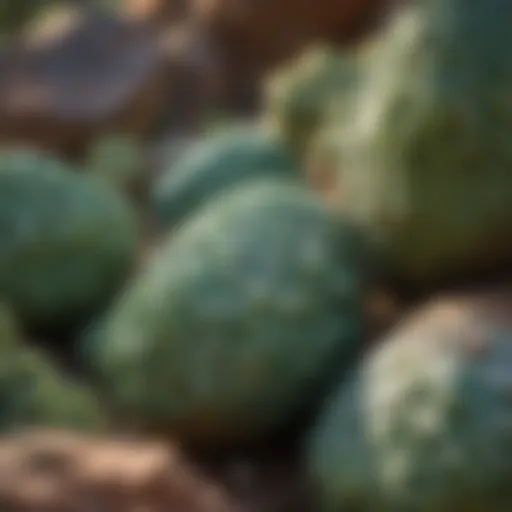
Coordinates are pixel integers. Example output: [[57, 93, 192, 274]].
[[0, 1, 398, 510]]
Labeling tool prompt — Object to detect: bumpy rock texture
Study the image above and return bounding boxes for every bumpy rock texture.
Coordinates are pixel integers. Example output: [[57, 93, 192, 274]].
[[90, 179, 365, 448], [0, 149, 137, 331], [152, 127, 299, 228], [309, 287, 512, 511], [331, 0, 512, 285], [0, 306, 105, 433]]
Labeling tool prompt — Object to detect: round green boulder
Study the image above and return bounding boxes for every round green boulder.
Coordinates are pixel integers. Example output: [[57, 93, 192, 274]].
[[0, 149, 138, 332], [90, 178, 366, 448], [309, 288, 512, 511]]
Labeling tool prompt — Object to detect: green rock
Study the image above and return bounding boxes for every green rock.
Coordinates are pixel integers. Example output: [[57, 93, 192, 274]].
[[263, 45, 360, 156], [0, 149, 138, 332], [90, 178, 365, 448], [308, 289, 512, 511], [0, 304, 106, 433], [151, 126, 299, 229], [330, 0, 512, 285]]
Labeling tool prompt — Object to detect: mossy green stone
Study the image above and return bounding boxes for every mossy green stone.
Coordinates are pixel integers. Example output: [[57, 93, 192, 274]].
[[91, 179, 365, 448], [333, 0, 512, 284], [152, 127, 299, 229], [0, 149, 137, 331], [309, 290, 512, 511]]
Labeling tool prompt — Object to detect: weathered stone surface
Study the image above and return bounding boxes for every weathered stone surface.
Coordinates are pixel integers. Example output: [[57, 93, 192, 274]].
[[0, 6, 168, 157], [309, 286, 512, 511], [0, 430, 234, 511]]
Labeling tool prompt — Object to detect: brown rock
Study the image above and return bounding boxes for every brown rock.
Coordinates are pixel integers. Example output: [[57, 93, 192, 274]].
[[192, 0, 394, 68], [366, 287, 405, 339], [0, 6, 168, 158], [178, 0, 397, 116], [0, 430, 235, 512], [124, 0, 189, 24]]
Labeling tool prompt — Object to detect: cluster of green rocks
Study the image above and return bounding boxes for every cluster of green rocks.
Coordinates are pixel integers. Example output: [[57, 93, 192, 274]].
[[3, 0, 512, 510]]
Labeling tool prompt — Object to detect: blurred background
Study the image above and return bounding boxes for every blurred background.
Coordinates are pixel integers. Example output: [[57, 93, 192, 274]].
[[0, 1, 396, 510], [6, 1, 509, 511]]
